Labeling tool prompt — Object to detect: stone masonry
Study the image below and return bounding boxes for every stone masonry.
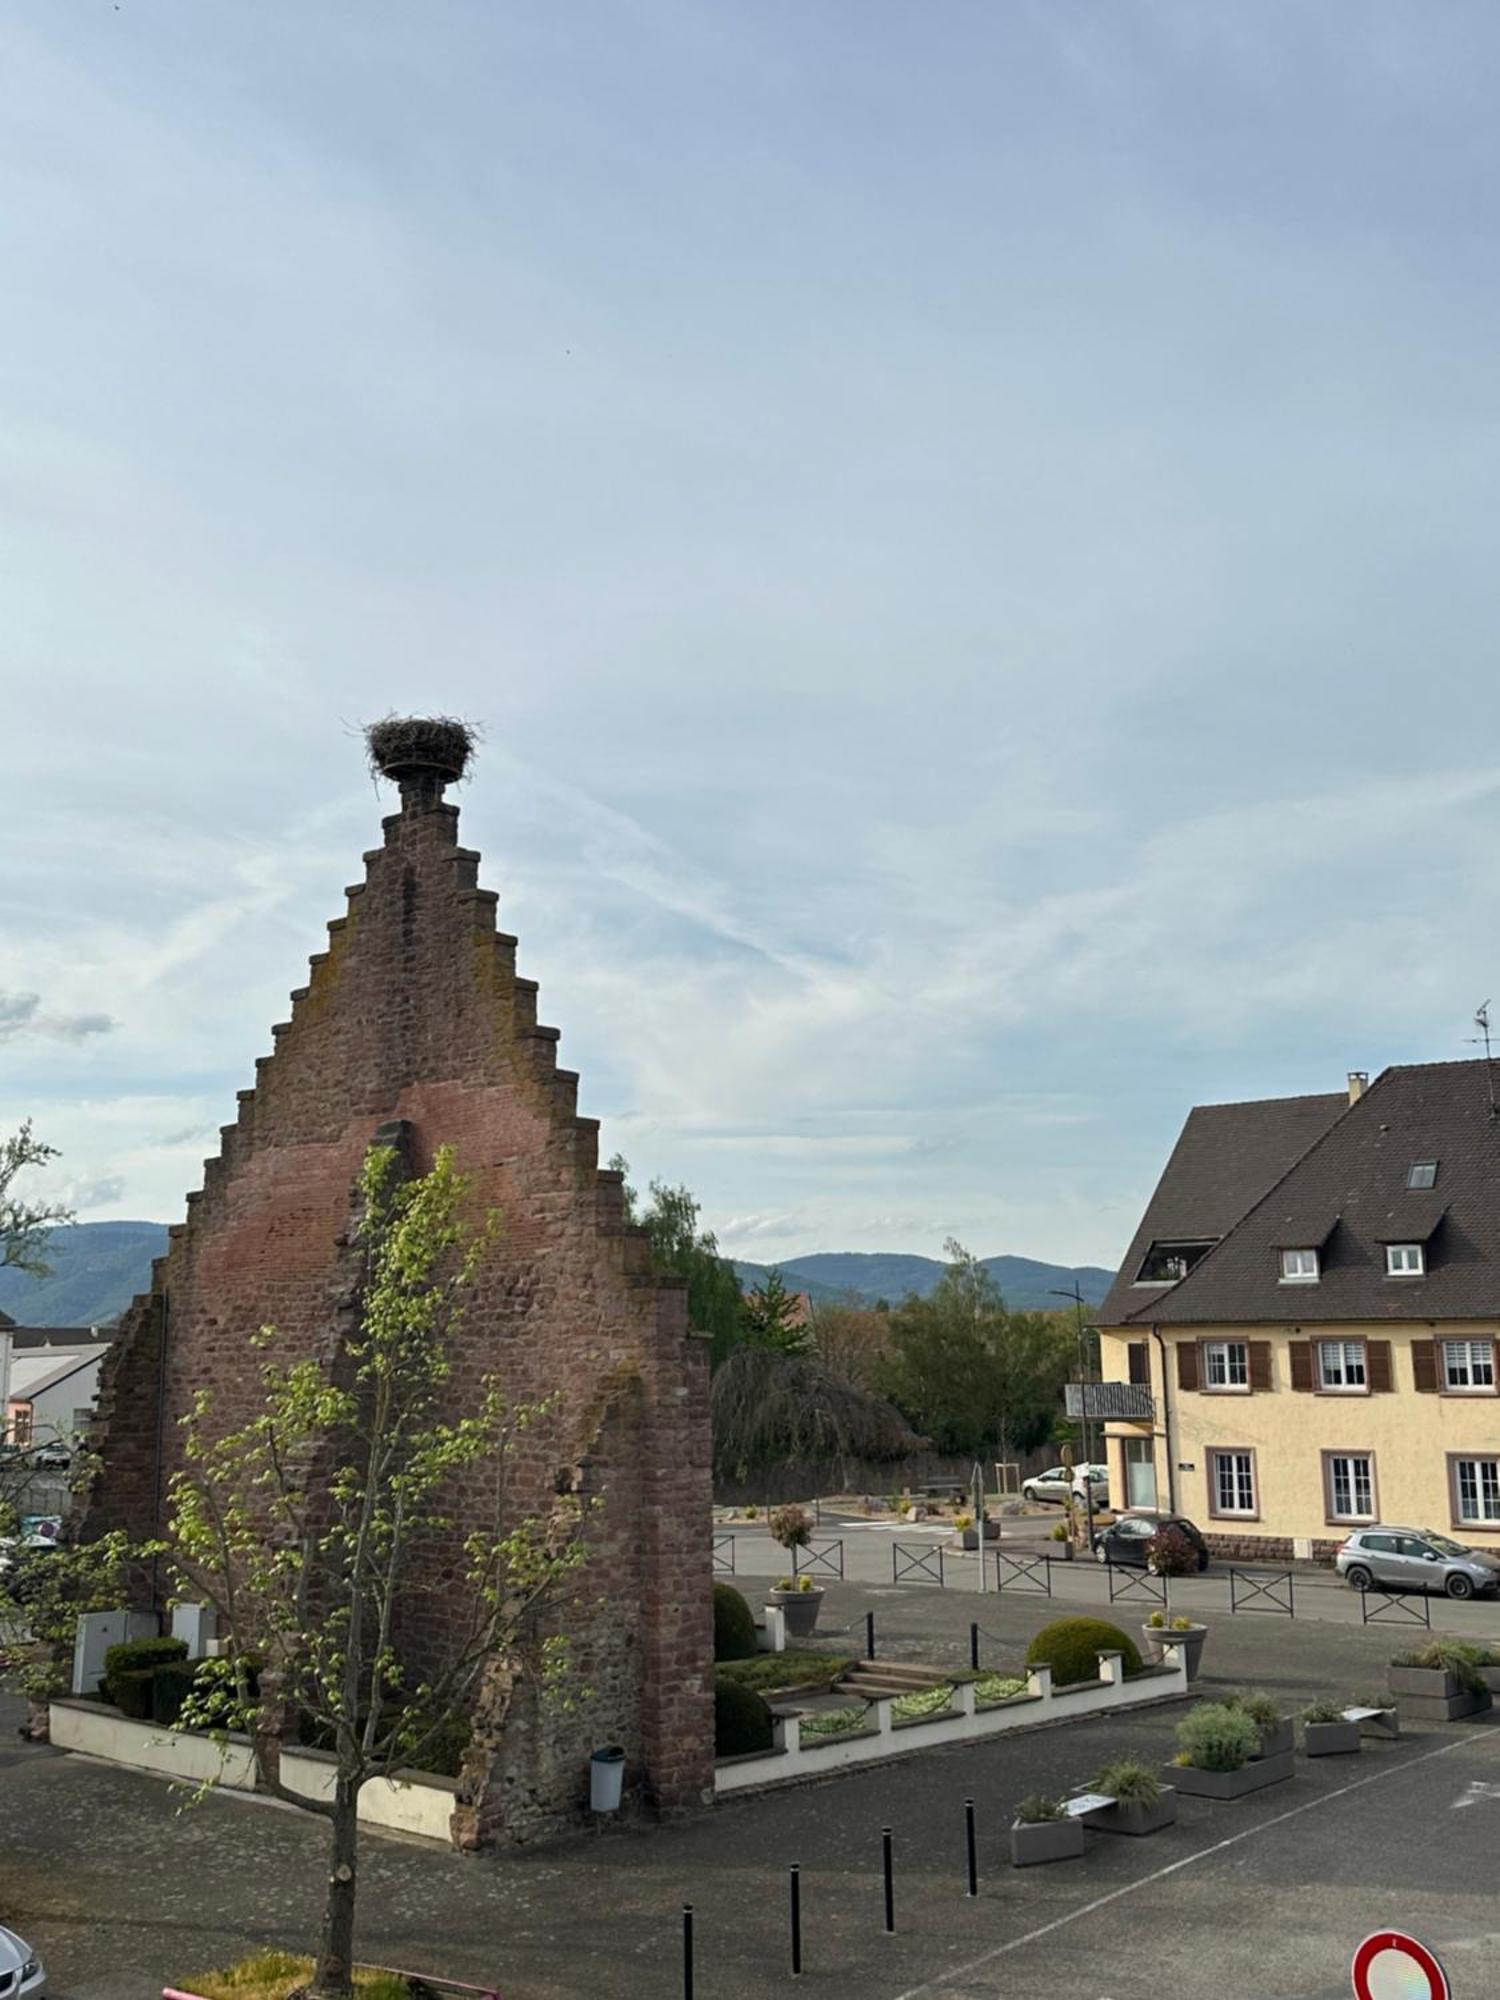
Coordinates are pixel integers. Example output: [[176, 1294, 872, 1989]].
[[81, 725, 714, 1843]]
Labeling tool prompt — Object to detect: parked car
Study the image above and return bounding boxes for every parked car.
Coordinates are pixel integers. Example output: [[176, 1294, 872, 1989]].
[[1335, 1526, 1500, 1600], [0, 1922, 46, 1996], [30, 1444, 71, 1470], [1094, 1510, 1210, 1572], [1022, 1463, 1109, 1506]]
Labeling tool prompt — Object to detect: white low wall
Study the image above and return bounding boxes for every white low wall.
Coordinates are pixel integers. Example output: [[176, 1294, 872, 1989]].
[[715, 1644, 1189, 1796], [281, 1744, 458, 1843], [49, 1699, 258, 1790]]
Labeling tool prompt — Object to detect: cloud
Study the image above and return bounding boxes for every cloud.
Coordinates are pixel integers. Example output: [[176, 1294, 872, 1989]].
[[59, 1173, 124, 1211], [0, 990, 115, 1043]]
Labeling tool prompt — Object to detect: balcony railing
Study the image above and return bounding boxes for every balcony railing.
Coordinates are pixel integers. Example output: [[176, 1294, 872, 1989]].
[[1065, 1381, 1156, 1423]]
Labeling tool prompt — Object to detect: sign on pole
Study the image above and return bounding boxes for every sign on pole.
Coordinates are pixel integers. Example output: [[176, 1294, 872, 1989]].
[[1351, 1931, 1451, 2000]]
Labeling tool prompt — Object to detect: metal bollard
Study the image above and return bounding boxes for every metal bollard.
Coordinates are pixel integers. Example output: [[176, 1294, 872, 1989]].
[[965, 1798, 978, 1897], [790, 1863, 802, 1975], [866, 1610, 876, 1660], [969, 1621, 980, 1671], [882, 1826, 895, 1933], [682, 1903, 694, 1999]]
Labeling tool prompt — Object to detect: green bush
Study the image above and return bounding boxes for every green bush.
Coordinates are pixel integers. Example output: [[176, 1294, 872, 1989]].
[[1224, 1688, 1282, 1734], [1026, 1617, 1142, 1688], [713, 1582, 758, 1662], [1014, 1793, 1065, 1823], [715, 1651, 852, 1694], [1302, 1696, 1350, 1724], [104, 1634, 187, 1701], [1176, 1702, 1259, 1772], [112, 1668, 156, 1720], [151, 1660, 203, 1726], [714, 1674, 774, 1756]]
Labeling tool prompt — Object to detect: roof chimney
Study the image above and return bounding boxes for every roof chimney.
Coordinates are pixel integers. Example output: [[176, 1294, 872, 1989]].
[[1347, 1071, 1368, 1104]]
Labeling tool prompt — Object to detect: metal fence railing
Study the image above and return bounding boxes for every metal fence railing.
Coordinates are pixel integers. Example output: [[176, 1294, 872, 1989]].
[[712, 1533, 736, 1576], [1360, 1587, 1432, 1628], [893, 1541, 945, 1587], [993, 1550, 1054, 1596], [1105, 1562, 1167, 1607], [1228, 1567, 1295, 1617], [793, 1538, 846, 1580]]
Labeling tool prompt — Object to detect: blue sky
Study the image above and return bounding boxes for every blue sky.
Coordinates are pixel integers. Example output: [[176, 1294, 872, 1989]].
[[4, 1, 1500, 1270]]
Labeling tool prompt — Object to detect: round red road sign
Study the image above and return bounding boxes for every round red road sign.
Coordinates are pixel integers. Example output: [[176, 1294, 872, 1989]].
[[1351, 1931, 1450, 2000]]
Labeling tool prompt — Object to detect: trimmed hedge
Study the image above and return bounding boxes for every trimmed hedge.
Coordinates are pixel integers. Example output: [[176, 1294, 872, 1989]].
[[714, 1674, 774, 1756], [151, 1660, 203, 1727], [1025, 1616, 1142, 1688], [112, 1668, 156, 1720], [104, 1634, 187, 1692], [713, 1582, 758, 1662]]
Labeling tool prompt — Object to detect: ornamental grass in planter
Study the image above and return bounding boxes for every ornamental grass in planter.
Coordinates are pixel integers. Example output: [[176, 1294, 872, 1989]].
[[1081, 1759, 1178, 1837], [1142, 1609, 1208, 1681], [1301, 1696, 1361, 1757], [1389, 1638, 1493, 1719], [1168, 1702, 1292, 1799], [1224, 1687, 1295, 1762], [1010, 1793, 1084, 1867]]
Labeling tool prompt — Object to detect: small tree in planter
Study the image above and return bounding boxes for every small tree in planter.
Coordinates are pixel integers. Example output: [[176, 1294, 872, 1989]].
[[1170, 1701, 1290, 1797], [1302, 1696, 1361, 1757], [768, 1505, 823, 1635], [1081, 1758, 1177, 1837], [1010, 1792, 1083, 1867]]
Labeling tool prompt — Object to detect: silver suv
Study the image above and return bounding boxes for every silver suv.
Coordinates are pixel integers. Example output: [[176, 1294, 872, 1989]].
[[1335, 1525, 1500, 1600]]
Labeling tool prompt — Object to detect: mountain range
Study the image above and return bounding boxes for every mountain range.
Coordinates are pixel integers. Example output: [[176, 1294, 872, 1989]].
[[0, 1223, 1115, 1329], [732, 1251, 1115, 1313]]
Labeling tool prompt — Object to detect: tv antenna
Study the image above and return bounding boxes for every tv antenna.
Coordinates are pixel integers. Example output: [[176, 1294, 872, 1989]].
[[1469, 1001, 1498, 1119]]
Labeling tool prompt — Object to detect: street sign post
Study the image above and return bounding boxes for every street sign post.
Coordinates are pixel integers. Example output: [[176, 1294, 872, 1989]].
[[1351, 1931, 1450, 2000]]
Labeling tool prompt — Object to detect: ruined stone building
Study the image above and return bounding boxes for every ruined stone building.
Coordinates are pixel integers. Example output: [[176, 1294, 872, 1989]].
[[83, 721, 714, 1842]]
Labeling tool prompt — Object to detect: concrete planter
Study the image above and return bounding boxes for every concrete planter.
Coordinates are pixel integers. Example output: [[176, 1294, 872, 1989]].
[[1142, 1622, 1207, 1680], [770, 1587, 824, 1639], [1478, 1661, 1500, 1695], [1303, 1718, 1361, 1757], [960, 1522, 1002, 1550], [1166, 1749, 1293, 1799], [1010, 1816, 1085, 1867], [1081, 1787, 1178, 1837], [1255, 1717, 1295, 1762], [1387, 1664, 1492, 1721]]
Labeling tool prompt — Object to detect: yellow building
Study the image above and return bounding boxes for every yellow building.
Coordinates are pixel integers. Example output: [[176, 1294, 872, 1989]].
[[1094, 1061, 1500, 1559]]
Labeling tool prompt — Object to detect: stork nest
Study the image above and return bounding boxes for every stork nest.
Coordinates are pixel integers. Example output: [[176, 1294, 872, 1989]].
[[364, 714, 478, 785]]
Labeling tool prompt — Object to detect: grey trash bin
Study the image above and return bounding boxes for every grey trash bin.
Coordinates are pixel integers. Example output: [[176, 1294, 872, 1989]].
[[590, 1744, 625, 1812]]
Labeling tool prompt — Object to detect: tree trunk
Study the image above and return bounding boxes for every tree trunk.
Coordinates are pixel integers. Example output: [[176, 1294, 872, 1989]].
[[309, 1778, 360, 2000]]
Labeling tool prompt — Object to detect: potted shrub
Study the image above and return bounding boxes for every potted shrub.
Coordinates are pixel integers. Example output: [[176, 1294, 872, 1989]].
[[1168, 1701, 1291, 1798], [770, 1573, 824, 1639], [1302, 1696, 1361, 1757], [1224, 1687, 1294, 1761], [1081, 1759, 1178, 1837], [1010, 1792, 1084, 1867], [954, 1509, 976, 1548], [1389, 1638, 1493, 1720], [1048, 1520, 1074, 1561], [1141, 1610, 1208, 1681]]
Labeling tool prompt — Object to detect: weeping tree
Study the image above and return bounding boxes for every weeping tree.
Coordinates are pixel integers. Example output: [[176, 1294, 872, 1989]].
[[167, 1143, 589, 2000], [711, 1343, 923, 1502]]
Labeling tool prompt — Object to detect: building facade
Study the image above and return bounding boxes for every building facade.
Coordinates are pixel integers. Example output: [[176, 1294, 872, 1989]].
[[1096, 1062, 1500, 1559], [81, 723, 714, 1844]]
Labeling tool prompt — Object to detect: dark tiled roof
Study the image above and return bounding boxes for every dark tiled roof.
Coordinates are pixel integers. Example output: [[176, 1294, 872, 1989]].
[[1125, 1060, 1500, 1326], [1098, 1090, 1347, 1325], [6, 1325, 107, 1349]]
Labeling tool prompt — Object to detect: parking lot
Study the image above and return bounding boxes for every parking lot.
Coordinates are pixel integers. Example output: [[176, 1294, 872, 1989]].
[[5, 1573, 1495, 1999]]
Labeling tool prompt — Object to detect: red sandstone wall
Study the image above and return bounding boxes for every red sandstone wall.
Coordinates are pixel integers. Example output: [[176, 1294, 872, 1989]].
[[85, 790, 714, 1839]]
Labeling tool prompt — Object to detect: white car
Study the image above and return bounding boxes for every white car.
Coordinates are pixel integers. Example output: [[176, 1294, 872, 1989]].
[[0, 1924, 46, 1996], [1022, 1463, 1109, 1506]]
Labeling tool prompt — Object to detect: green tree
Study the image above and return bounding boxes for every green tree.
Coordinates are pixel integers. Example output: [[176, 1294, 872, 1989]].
[[1, 1120, 75, 1276], [739, 1265, 808, 1354], [166, 1144, 589, 2000], [877, 1240, 1071, 1457], [608, 1156, 744, 1367]]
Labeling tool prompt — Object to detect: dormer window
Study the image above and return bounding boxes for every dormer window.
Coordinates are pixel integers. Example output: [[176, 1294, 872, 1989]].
[[1386, 1242, 1424, 1277], [1136, 1239, 1214, 1284], [1407, 1160, 1438, 1190], [1280, 1246, 1319, 1283]]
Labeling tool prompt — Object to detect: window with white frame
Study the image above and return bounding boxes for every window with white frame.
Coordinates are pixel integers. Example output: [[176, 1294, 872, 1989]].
[[1203, 1340, 1249, 1390], [1318, 1340, 1367, 1391], [1386, 1242, 1424, 1277], [1443, 1340, 1496, 1392], [1210, 1448, 1256, 1516], [1327, 1452, 1375, 1521], [1280, 1247, 1319, 1283], [1454, 1456, 1500, 1526]]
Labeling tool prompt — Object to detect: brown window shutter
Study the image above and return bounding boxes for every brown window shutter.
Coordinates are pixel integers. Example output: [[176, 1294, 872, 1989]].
[[1176, 1342, 1200, 1392], [1412, 1339, 1438, 1393], [1128, 1341, 1149, 1386], [1248, 1341, 1272, 1392], [1289, 1340, 1313, 1392], [1367, 1341, 1393, 1393]]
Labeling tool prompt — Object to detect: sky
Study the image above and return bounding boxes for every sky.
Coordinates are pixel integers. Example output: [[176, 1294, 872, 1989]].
[[4, 1, 1500, 1273]]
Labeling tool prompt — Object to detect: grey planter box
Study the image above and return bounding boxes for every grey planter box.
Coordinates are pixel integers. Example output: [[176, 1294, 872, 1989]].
[[1166, 1749, 1293, 1799], [1010, 1816, 1085, 1867], [771, 1589, 823, 1640], [1142, 1623, 1207, 1680], [1303, 1718, 1361, 1757], [1478, 1662, 1500, 1695], [1387, 1664, 1491, 1721], [1081, 1787, 1178, 1837], [1256, 1717, 1295, 1761]]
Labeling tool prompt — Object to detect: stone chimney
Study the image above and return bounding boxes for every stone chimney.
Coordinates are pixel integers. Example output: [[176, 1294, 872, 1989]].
[[1347, 1071, 1369, 1104]]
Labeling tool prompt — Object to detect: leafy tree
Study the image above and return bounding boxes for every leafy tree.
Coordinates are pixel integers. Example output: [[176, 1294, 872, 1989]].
[[166, 1144, 589, 2000], [1, 1120, 75, 1276], [877, 1240, 1071, 1457], [809, 1300, 891, 1390], [608, 1156, 744, 1367], [738, 1265, 808, 1354]]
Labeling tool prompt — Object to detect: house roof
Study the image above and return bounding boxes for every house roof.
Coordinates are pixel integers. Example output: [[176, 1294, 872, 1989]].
[[1097, 1089, 1348, 1324], [7, 1325, 107, 1349], [6, 1344, 110, 1402], [1115, 1060, 1500, 1327]]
